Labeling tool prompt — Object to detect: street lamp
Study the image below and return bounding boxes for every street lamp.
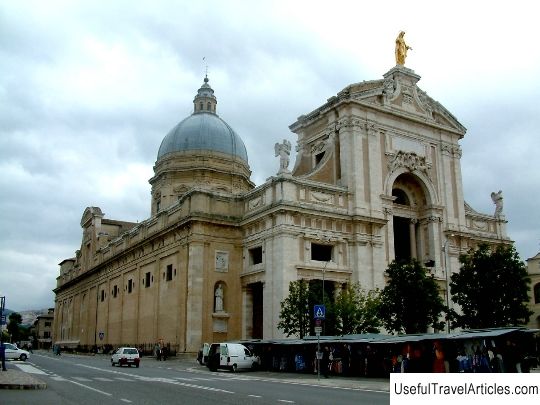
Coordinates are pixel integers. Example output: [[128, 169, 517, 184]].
[[442, 235, 454, 333]]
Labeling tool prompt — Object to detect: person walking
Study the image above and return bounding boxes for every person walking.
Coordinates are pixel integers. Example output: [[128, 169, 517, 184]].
[[321, 346, 330, 378]]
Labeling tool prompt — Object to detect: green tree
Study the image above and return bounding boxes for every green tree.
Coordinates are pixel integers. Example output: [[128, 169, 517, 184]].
[[450, 244, 532, 329], [334, 283, 381, 335], [7, 312, 22, 343], [277, 280, 311, 338], [378, 259, 446, 334]]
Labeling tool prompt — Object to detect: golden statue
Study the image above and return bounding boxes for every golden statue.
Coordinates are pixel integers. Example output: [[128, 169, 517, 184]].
[[395, 31, 412, 65]]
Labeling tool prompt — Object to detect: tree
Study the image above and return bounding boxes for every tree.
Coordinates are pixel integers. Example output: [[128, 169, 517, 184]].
[[7, 312, 22, 343], [449, 244, 532, 329], [277, 280, 311, 338], [378, 259, 446, 334], [334, 283, 381, 335]]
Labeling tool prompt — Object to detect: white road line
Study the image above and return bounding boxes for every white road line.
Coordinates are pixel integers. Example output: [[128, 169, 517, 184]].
[[120, 399, 132, 403], [277, 401, 295, 404], [51, 376, 67, 381], [72, 377, 92, 381], [115, 377, 135, 382], [13, 364, 48, 375], [94, 377, 114, 381], [248, 394, 262, 398], [67, 379, 113, 396]]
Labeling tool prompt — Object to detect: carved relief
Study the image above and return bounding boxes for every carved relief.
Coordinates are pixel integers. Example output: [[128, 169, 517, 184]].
[[388, 151, 429, 175], [248, 196, 263, 210], [310, 191, 334, 204]]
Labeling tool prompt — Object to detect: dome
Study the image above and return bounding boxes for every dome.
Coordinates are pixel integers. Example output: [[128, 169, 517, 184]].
[[156, 76, 248, 163], [157, 112, 248, 162]]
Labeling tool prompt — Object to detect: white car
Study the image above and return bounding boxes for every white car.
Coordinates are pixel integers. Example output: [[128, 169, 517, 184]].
[[2, 343, 30, 361], [111, 347, 140, 367]]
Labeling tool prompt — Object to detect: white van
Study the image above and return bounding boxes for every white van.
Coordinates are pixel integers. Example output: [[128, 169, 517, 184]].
[[206, 343, 257, 372]]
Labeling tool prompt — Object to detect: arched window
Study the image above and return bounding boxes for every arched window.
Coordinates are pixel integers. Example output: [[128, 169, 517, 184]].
[[199, 102, 203, 111], [534, 282, 540, 304], [207, 102, 211, 111], [392, 188, 410, 205]]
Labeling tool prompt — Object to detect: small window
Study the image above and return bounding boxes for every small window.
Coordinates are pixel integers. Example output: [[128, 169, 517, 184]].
[[311, 243, 332, 261], [249, 247, 263, 265], [145, 272, 151, 288], [199, 102, 203, 111], [166, 264, 173, 281], [112, 285, 118, 298], [534, 283, 540, 304], [207, 102, 211, 111], [128, 279, 133, 293], [315, 151, 325, 165], [100, 290, 105, 302], [392, 189, 410, 206], [44, 321, 51, 327], [156, 200, 161, 212]]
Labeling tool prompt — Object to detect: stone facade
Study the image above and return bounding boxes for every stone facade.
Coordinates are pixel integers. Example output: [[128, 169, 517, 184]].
[[53, 66, 511, 352], [526, 252, 540, 329]]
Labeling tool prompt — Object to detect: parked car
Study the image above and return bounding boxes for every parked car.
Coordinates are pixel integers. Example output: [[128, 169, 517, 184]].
[[206, 343, 257, 372], [2, 343, 30, 361], [197, 343, 210, 365], [111, 347, 140, 367]]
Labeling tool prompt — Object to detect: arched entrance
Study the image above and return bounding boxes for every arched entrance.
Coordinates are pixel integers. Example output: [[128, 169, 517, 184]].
[[391, 173, 432, 264]]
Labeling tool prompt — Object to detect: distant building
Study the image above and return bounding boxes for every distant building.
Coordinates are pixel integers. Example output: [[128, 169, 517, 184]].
[[34, 308, 54, 349], [53, 65, 511, 352], [526, 252, 540, 329]]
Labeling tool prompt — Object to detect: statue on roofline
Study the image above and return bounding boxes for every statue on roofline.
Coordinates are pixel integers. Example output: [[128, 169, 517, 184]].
[[395, 31, 412, 65]]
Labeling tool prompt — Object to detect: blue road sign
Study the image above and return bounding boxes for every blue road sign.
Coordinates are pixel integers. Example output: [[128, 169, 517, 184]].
[[314, 305, 326, 320]]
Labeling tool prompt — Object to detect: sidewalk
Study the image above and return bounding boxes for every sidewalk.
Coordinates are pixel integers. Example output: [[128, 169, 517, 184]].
[[0, 366, 47, 390], [170, 353, 390, 392]]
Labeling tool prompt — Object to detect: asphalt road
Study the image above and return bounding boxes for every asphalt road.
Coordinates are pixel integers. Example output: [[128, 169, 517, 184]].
[[2, 352, 389, 405]]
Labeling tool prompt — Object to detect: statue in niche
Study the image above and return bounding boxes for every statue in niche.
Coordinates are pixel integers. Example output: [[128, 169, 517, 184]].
[[274, 139, 292, 174], [395, 31, 412, 65], [214, 284, 224, 312], [491, 190, 504, 217]]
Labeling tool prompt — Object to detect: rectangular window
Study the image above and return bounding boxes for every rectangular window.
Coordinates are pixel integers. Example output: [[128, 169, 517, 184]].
[[100, 289, 105, 302], [145, 272, 151, 288], [249, 246, 263, 265], [44, 331, 50, 338], [311, 243, 333, 261], [44, 321, 51, 327], [166, 264, 173, 281], [128, 279, 133, 293], [112, 285, 118, 298]]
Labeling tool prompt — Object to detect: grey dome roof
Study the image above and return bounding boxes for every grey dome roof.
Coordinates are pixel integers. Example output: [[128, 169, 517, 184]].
[[157, 112, 248, 162]]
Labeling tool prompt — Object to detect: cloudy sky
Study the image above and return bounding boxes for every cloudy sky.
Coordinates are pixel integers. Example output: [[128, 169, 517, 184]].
[[1, 0, 539, 311]]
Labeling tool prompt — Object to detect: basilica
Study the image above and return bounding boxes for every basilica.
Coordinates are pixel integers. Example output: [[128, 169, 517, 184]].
[[53, 63, 510, 352]]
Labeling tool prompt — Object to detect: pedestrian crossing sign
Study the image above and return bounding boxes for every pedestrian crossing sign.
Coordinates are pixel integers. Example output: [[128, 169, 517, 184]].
[[314, 305, 325, 320]]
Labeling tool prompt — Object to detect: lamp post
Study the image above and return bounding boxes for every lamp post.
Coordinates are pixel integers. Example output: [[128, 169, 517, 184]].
[[442, 236, 454, 333]]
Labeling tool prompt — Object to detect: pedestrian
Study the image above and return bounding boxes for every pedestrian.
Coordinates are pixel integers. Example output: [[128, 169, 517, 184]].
[[162, 346, 168, 361], [155, 343, 162, 361], [28, 342, 33, 354], [321, 346, 330, 378]]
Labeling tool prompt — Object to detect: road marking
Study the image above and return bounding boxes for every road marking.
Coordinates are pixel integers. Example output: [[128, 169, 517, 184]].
[[248, 394, 262, 398], [67, 379, 113, 396], [51, 376, 67, 381], [72, 377, 92, 381], [94, 377, 114, 381], [120, 399, 132, 403], [13, 363, 48, 375], [115, 377, 135, 381], [277, 401, 295, 404]]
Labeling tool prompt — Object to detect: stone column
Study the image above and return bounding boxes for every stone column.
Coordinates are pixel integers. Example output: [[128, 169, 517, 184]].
[[185, 242, 204, 352], [242, 286, 253, 339], [409, 219, 417, 259]]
